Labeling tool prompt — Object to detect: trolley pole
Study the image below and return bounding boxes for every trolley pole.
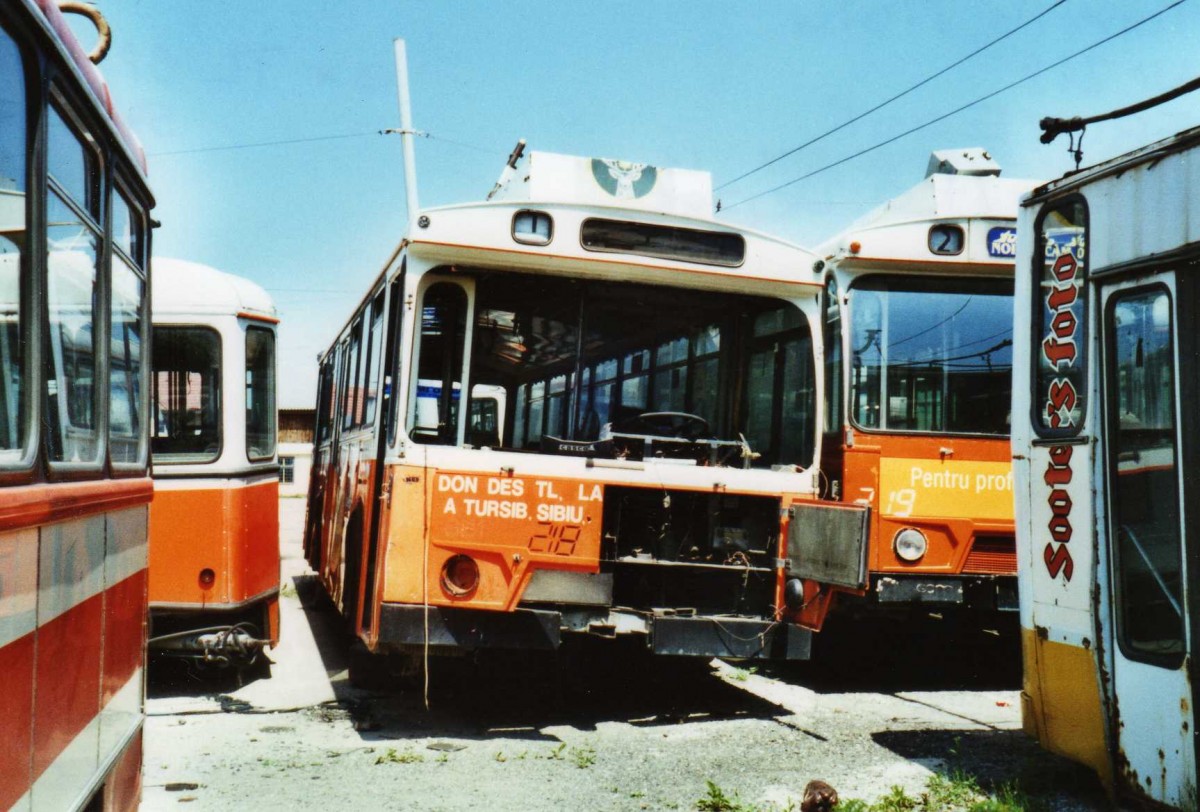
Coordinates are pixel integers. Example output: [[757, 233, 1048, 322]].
[[393, 38, 420, 223]]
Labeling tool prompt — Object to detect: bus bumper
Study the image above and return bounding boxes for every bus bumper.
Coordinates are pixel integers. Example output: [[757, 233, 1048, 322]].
[[872, 574, 1018, 611], [377, 604, 812, 660]]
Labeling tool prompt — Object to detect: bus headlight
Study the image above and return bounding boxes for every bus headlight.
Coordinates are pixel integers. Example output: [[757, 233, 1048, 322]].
[[893, 528, 927, 562], [783, 577, 805, 609], [441, 554, 480, 597]]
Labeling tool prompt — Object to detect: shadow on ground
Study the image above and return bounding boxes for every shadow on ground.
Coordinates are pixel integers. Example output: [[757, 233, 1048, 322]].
[[872, 727, 1112, 810], [290, 572, 796, 744], [761, 610, 1023, 693]]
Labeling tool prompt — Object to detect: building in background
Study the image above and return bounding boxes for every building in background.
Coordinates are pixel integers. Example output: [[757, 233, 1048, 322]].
[[279, 407, 314, 496]]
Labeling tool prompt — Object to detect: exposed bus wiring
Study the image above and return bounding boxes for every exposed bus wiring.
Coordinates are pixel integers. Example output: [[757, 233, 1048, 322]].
[[719, 0, 1189, 213], [714, 0, 1070, 193]]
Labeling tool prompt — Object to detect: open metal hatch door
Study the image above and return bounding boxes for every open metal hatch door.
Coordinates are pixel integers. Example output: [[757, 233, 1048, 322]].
[[786, 501, 870, 590]]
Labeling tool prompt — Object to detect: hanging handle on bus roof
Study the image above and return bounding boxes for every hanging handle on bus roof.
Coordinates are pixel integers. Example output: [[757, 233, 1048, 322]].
[[57, 2, 111, 63]]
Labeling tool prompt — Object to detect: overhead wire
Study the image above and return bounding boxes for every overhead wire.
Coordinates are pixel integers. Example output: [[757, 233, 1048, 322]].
[[715, 0, 1071, 192], [149, 130, 497, 158], [720, 0, 1189, 213]]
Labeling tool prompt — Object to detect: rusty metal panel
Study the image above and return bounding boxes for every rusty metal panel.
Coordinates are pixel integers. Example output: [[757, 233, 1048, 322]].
[[520, 571, 612, 606], [786, 502, 869, 590]]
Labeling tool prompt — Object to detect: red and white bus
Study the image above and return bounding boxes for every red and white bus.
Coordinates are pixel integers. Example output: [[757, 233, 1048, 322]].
[[816, 149, 1035, 622], [304, 149, 869, 675], [0, 1, 153, 808], [148, 258, 279, 667]]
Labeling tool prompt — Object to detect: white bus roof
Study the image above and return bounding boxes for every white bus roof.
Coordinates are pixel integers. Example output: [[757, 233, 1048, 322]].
[[817, 156, 1038, 269], [1022, 124, 1200, 273], [151, 257, 276, 320], [487, 151, 713, 219], [408, 199, 819, 293]]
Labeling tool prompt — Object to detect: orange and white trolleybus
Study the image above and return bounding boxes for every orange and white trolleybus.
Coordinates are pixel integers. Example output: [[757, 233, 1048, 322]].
[[816, 149, 1035, 619], [305, 149, 870, 671], [148, 258, 279, 665], [1014, 105, 1200, 806], [1, 1, 153, 808]]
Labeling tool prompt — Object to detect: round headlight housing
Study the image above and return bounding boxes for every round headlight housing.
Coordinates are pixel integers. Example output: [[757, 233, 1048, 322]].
[[441, 554, 480, 597], [893, 528, 928, 563]]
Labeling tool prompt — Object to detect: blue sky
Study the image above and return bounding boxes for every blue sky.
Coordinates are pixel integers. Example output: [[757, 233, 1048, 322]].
[[84, 1, 1200, 407]]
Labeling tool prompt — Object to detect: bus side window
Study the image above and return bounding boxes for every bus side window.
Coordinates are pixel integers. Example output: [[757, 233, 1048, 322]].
[[45, 103, 102, 467], [823, 277, 843, 435], [412, 283, 467, 444], [109, 251, 145, 467], [246, 326, 275, 460], [363, 293, 384, 428], [343, 317, 362, 430], [0, 27, 27, 464], [315, 358, 334, 444], [353, 313, 369, 426], [1109, 287, 1184, 664]]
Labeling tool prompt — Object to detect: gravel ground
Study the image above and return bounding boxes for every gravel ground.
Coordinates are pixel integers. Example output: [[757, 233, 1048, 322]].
[[141, 500, 1108, 811]]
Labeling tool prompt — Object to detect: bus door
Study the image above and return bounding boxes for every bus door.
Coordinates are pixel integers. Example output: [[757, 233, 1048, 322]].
[[1100, 272, 1196, 804], [362, 273, 405, 635]]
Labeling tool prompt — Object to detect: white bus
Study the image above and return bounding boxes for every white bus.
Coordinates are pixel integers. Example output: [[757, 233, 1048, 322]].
[[147, 258, 280, 666], [304, 149, 870, 673], [1014, 112, 1200, 806]]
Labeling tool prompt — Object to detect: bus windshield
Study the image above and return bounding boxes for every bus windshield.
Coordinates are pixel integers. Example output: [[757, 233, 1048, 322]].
[[412, 270, 816, 468], [848, 276, 1012, 436]]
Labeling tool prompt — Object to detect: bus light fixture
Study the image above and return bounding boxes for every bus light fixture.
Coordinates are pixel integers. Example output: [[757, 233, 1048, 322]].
[[198, 568, 216, 589], [512, 210, 553, 245], [893, 528, 927, 562], [783, 577, 805, 609], [441, 554, 480, 596]]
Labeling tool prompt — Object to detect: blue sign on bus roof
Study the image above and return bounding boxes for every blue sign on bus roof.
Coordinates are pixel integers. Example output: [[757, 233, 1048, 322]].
[[987, 227, 1017, 258]]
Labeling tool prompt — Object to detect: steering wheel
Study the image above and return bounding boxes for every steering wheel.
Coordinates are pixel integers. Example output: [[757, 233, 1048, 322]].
[[619, 411, 711, 441]]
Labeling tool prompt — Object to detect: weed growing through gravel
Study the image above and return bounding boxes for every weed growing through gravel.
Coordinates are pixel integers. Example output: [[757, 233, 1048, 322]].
[[570, 746, 597, 769], [374, 748, 424, 765], [696, 781, 746, 812]]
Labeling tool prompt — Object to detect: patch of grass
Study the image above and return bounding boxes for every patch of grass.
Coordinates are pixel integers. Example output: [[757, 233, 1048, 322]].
[[494, 751, 508, 763], [374, 748, 423, 765], [725, 666, 751, 683], [927, 772, 982, 809], [837, 770, 1052, 812], [545, 743, 568, 760], [873, 785, 920, 812]]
